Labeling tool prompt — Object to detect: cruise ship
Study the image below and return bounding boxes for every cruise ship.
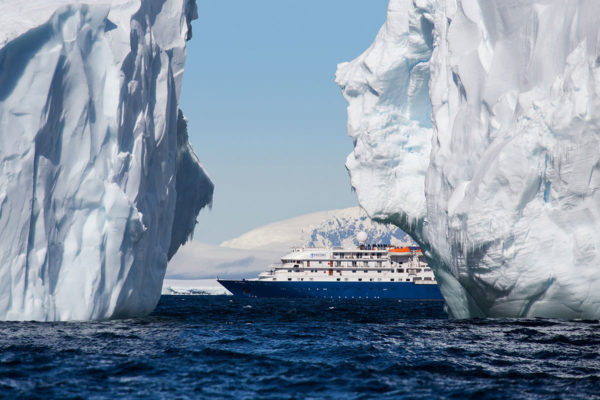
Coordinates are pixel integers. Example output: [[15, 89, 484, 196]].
[[218, 235, 443, 300]]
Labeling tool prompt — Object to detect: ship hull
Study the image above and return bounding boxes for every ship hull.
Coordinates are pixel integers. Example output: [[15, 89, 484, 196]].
[[217, 280, 443, 300]]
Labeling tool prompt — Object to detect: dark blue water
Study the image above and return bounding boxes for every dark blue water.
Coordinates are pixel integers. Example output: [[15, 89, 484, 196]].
[[0, 296, 598, 399]]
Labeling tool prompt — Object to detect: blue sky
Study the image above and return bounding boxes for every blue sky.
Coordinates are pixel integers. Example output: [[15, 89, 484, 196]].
[[180, 0, 388, 244]]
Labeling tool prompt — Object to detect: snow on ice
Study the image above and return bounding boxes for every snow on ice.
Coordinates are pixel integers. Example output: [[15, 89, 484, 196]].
[[0, 0, 212, 320], [337, 0, 600, 318]]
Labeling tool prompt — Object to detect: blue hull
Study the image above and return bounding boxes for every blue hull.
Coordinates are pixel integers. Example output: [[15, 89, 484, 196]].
[[217, 280, 443, 300]]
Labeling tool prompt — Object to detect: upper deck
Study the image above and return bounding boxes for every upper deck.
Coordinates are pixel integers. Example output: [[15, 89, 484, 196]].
[[257, 244, 436, 284]]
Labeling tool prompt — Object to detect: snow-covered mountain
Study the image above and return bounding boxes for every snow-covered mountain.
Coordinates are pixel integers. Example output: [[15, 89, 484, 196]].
[[337, 0, 600, 318], [222, 207, 412, 250], [164, 207, 411, 293], [0, 0, 212, 320]]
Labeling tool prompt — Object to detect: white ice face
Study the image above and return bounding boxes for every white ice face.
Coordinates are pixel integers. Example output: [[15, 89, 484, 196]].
[[0, 0, 212, 321], [337, 0, 600, 318]]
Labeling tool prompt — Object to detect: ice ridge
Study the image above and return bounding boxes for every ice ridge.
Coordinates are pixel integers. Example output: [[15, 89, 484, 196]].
[[0, 0, 213, 320], [337, 0, 600, 318]]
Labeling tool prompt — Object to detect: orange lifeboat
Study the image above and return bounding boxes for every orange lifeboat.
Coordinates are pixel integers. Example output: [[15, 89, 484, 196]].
[[389, 246, 422, 253]]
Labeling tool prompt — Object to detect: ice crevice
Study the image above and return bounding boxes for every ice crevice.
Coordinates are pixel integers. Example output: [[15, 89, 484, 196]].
[[337, 0, 600, 318], [0, 0, 213, 321]]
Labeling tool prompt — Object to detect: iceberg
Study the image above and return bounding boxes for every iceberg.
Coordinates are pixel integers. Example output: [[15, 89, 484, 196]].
[[0, 0, 212, 320], [337, 0, 600, 318]]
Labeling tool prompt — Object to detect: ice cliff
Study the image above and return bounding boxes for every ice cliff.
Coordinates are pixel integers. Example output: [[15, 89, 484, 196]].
[[0, 0, 213, 320], [337, 0, 600, 318]]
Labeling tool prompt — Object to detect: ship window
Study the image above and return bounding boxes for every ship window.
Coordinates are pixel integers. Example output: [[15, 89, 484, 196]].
[[337, 278, 340, 281], [390, 278, 394, 281], [397, 269, 404, 273], [406, 279, 410, 282], [352, 270, 356, 273], [294, 264, 299, 268], [319, 261, 322, 264], [377, 270, 381, 273], [288, 278, 292, 281], [369, 278, 373, 282], [364, 270, 368, 273], [288, 270, 292, 273], [358, 278, 362, 282]]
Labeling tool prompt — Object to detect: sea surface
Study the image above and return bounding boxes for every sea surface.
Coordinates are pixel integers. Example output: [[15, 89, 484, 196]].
[[0, 296, 598, 399]]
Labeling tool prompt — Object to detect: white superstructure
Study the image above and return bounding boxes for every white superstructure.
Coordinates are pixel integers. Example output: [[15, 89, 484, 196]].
[[256, 245, 437, 284]]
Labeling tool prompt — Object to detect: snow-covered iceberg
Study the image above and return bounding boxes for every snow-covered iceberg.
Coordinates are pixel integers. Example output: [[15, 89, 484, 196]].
[[0, 0, 213, 320], [337, 0, 600, 318]]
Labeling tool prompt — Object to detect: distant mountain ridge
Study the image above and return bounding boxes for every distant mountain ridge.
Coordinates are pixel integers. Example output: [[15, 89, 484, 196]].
[[305, 208, 413, 248], [221, 207, 413, 251]]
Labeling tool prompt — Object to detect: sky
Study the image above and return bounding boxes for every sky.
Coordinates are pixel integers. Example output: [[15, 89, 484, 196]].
[[180, 0, 389, 244]]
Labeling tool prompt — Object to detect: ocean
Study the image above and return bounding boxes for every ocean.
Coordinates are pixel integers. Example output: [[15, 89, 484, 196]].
[[0, 295, 598, 399]]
